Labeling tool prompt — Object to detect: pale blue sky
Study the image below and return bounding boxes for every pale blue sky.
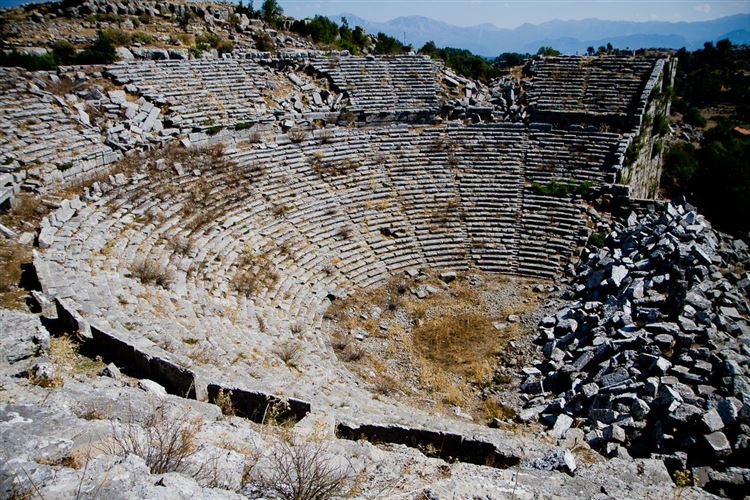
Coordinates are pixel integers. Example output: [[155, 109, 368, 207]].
[[0, 0, 747, 28], [277, 0, 750, 27]]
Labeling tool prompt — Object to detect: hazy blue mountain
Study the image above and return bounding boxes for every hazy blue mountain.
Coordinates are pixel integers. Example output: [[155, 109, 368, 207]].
[[334, 13, 750, 56]]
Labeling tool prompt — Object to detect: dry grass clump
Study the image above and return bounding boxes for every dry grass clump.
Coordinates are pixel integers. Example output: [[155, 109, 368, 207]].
[[165, 234, 193, 255], [130, 259, 175, 289], [213, 388, 236, 417], [274, 340, 302, 367], [372, 373, 400, 396], [482, 397, 517, 421], [0, 241, 31, 310], [248, 129, 264, 144], [330, 334, 365, 362], [51, 335, 105, 377], [336, 225, 353, 240], [1, 193, 51, 230], [271, 203, 289, 217], [232, 247, 279, 296], [412, 311, 499, 380], [290, 322, 304, 335], [287, 127, 307, 144], [29, 335, 104, 388], [318, 128, 334, 144], [104, 403, 203, 475], [340, 343, 365, 362], [252, 434, 356, 500]]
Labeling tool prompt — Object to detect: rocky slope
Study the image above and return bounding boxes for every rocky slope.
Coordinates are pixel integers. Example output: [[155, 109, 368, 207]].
[[522, 200, 750, 497]]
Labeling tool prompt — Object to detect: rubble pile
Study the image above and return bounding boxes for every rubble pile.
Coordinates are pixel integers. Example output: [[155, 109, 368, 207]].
[[521, 201, 750, 496]]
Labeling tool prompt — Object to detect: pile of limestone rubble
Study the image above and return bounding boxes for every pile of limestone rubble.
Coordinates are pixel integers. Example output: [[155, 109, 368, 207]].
[[521, 201, 750, 497]]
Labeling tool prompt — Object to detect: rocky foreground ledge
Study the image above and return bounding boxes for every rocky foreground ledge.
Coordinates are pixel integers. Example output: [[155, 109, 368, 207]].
[[522, 200, 750, 497]]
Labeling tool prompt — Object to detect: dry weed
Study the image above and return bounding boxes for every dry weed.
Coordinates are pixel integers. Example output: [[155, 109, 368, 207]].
[[130, 259, 175, 289]]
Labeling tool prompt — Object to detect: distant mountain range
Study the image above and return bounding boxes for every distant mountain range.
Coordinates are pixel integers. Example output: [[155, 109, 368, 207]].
[[333, 13, 750, 56]]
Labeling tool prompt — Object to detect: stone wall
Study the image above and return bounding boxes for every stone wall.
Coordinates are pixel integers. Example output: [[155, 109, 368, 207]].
[[615, 58, 676, 199]]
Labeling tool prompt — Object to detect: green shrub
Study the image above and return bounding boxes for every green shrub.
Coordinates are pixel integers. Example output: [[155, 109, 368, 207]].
[[651, 139, 663, 158], [0, 31, 117, 70], [653, 113, 670, 136], [684, 107, 706, 128], [131, 32, 153, 44], [252, 31, 275, 52], [374, 32, 405, 55], [587, 231, 607, 248], [0, 50, 58, 71], [419, 41, 502, 82], [99, 28, 132, 47], [76, 32, 118, 64], [537, 46, 561, 56], [530, 180, 593, 197], [662, 142, 698, 190]]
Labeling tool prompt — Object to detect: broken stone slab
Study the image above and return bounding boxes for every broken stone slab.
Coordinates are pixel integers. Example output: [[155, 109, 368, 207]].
[[439, 271, 457, 283], [138, 379, 167, 396], [603, 424, 626, 443], [287, 73, 304, 87], [550, 414, 574, 439], [0, 222, 17, 239], [524, 449, 576, 475], [701, 408, 724, 432], [99, 362, 122, 380], [704, 431, 732, 457], [0, 309, 49, 371], [611, 265, 628, 287]]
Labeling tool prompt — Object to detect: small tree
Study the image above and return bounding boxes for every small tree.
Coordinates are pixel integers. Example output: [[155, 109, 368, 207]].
[[261, 0, 283, 22], [537, 46, 561, 57]]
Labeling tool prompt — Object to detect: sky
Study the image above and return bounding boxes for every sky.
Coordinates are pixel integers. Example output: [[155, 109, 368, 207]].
[[0, 0, 747, 27], [277, 0, 750, 28]]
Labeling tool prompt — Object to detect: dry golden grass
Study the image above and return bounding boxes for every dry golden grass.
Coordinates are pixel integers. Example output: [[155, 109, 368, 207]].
[[0, 241, 31, 310], [327, 270, 542, 421], [0, 193, 51, 230], [213, 388, 236, 416], [482, 397, 517, 421], [273, 340, 301, 367], [130, 259, 175, 289], [232, 247, 279, 296], [50, 335, 105, 377], [412, 311, 499, 379], [287, 127, 307, 144]]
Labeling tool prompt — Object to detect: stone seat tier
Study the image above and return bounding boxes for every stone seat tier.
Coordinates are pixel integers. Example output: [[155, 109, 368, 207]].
[[526, 55, 658, 117], [0, 68, 117, 177], [35, 122, 619, 423]]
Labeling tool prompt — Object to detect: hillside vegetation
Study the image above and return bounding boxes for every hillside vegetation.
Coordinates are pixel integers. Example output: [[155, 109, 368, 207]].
[[663, 40, 750, 236]]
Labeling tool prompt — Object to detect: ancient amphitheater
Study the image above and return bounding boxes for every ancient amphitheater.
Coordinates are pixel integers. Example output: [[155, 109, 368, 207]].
[[1, 1, 749, 499]]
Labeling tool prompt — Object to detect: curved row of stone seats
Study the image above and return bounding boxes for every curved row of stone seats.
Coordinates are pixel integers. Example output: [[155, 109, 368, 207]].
[[0, 68, 118, 185], [310, 55, 441, 115], [526, 56, 658, 122], [526, 128, 621, 185], [34, 123, 619, 421], [517, 191, 588, 279], [450, 123, 527, 272], [105, 58, 269, 129]]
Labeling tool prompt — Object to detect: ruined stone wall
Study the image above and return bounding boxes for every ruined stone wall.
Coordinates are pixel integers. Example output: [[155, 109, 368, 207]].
[[615, 57, 676, 199]]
